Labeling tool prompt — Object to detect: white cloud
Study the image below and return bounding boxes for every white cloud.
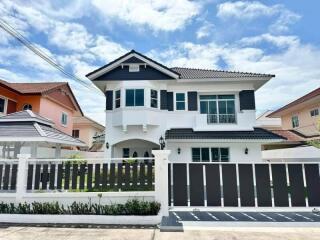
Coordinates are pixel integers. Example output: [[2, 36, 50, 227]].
[[49, 22, 93, 52], [196, 21, 215, 39], [217, 1, 277, 19], [92, 0, 202, 32], [217, 1, 300, 33], [240, 34, 300, 48]]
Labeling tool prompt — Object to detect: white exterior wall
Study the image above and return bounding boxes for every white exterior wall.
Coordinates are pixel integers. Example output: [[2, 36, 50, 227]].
[[103, 80, 269, 161], [166, 141, 263, 162]]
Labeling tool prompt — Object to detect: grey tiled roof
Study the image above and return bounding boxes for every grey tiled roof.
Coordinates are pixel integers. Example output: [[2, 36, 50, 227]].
[[0, 111, 85, 146], [0, 123, 40, 137], [165, 128, 285, 140], [171, 67, 275, 79], [0, 110, 53, 124]]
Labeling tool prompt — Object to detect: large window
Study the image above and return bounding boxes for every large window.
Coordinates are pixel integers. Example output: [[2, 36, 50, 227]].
[[192, 147, 229, 162], [176, 93, 185, 110], [292, 115, 299, 128], [150, 89, 158, 108], [310, 109, 319, 117], [0, 98, 5, 113], [115, 90, 121, 108], [200, 95, 236, 124], [126, 89, 144, 107], [61, 112, 68, 126]]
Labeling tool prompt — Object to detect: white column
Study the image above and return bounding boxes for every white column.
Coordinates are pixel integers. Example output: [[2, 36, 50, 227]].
[[152, 150, 171, 217], [55, 144, 61, 158], [16, 154, 30, 202], [30, 143, 37, 158]]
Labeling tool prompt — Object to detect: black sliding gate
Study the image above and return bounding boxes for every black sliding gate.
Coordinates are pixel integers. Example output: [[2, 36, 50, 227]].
[[168, 163, 320, 207]]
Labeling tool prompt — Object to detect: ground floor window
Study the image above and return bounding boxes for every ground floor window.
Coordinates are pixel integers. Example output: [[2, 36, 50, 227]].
[[122, 148, 130, 158], [0, 98, 5, 113], [192, 147, 229, 162]]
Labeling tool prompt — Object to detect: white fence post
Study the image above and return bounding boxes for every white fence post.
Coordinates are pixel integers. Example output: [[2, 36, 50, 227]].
[[16, 154, 30, 202], [152, 150, 171, 217]]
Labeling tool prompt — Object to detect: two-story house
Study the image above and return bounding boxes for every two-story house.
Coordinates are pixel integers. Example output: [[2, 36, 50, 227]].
[[86, 50, 283, 162], [0, 79, 83, 135]]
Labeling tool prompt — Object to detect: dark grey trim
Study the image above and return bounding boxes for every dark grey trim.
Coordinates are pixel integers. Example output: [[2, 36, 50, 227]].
[[105, 90, 113, 110], [187, 91, 198, 111], [165, 128, 286, 140], [239, 90, 256, 110], [160, 90, 167, 110], [167, 92, 174, 111]]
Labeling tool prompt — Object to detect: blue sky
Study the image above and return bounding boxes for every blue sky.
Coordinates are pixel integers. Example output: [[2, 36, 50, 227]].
[[0, 0, 319, 124]]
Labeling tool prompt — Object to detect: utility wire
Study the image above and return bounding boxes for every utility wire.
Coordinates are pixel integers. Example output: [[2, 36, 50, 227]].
[[0, 18, 103, 95]]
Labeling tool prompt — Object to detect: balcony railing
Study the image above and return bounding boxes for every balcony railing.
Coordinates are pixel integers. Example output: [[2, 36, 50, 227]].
[[207, 114, 236, 124]]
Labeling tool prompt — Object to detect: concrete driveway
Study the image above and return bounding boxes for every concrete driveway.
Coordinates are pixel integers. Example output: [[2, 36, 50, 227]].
[[1, 226, 320, 240]]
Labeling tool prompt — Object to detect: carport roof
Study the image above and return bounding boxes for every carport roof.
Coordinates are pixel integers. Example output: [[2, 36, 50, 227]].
[[165, 128, 285, 140], [0, 111, 86, 147]]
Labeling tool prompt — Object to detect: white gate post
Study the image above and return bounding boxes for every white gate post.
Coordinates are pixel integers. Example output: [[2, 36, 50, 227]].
[[152, 150, 171, 217], [16, 154, 30, 202]]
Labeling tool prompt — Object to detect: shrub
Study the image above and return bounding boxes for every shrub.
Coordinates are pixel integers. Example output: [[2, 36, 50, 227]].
[[0, 200, 160, 216]]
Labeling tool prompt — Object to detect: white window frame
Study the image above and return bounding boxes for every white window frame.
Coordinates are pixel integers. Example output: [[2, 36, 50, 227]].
[[72, 129, 80, 139], [291, 115, 299, 128], [150, 89, 158, 108], [22, 104, 33, 111], [0, 96, 8, 115], [174, 92, 187, 111], [310, 108, 319, 117], [61, 112, 68, 127], [125, 88, 145, 107], [191, 147, 230, 162], [114, 89, 121, 109]]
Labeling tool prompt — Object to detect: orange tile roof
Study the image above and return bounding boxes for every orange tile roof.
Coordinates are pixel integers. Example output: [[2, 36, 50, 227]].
[[270, 130, 306, 142], [0, 79, 67, 94]]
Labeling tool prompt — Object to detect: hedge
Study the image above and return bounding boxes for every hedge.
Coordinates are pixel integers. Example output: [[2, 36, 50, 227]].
[[0, 200, 161, 215]]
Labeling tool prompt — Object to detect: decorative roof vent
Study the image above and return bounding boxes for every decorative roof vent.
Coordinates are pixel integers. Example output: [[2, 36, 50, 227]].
[[129, 64, 140, 72]]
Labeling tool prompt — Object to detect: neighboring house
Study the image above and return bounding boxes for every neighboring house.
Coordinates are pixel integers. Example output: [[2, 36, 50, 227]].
[[0, 79, 83, 135], [256, 110, 282, 130], [267, 87, 320, 144], [72, 116, 105, 150], [86, 50, 283, 162], [0, 110, 85, 159]]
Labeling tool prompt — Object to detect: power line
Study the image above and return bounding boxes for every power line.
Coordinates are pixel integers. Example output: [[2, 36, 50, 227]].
[[0, 18, 103, 95]]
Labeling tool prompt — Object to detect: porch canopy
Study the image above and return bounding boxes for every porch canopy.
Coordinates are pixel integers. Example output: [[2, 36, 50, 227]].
[[0, 110, 86, 159]]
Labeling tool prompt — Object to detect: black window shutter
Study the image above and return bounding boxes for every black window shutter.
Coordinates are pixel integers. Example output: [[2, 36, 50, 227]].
[[105, 90, 113, 110], [160, 90, 167, 110], [188, 91, 198, 111], [239, 90, 255, 110], [167, 92, 174, 111]]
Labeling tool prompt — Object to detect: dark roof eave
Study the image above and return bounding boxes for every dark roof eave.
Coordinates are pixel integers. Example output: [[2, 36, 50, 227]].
[[86, 50, 180, 78]]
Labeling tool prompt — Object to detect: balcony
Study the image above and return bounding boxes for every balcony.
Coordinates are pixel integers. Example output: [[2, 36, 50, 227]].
[[111, 108, 162, 128], [207, 114, 236, 124], [194, 111, 256, 131]]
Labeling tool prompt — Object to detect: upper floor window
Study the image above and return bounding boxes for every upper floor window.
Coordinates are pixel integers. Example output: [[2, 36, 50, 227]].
[[310, 109, 319, 117], [0, 98, 5, 113], [150, 89, 158, 108], [115, 90, 121, 108], [72, 129, 80, 138], [176, 93, 185, 110], [192, 147, 229, 162], [61, 112, 68, 126], [292, 115, 299, 128], [23, 104, 32, 111], [200, 95, 236, 124], [126, 89, 144, 107]]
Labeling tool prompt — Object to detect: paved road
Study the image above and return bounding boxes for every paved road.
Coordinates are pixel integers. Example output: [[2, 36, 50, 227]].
[[160, 211, 320, 231], [1, 226, 320, 240]]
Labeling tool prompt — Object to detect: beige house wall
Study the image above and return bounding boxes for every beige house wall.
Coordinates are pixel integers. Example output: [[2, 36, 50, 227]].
[[281, 102, 320, 132], [73, 124, 102, 148]]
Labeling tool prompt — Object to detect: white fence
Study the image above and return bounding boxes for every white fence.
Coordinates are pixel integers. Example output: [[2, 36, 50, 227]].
[[0, 150, 171, 217]]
